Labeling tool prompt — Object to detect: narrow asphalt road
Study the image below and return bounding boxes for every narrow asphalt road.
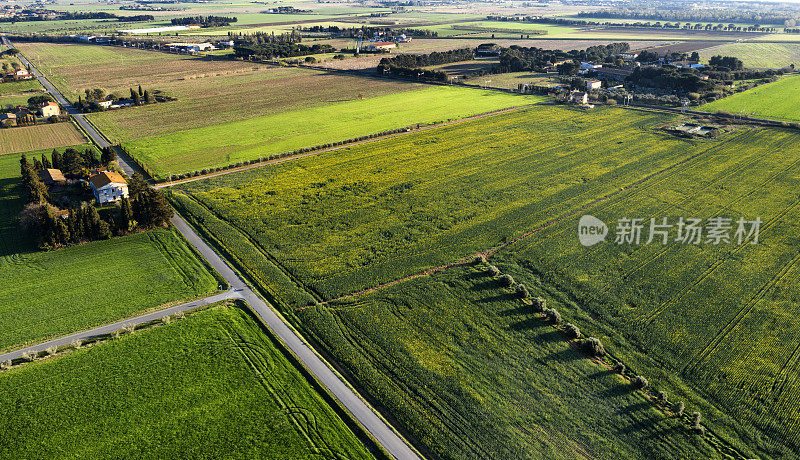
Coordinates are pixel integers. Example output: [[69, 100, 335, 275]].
[[7, 37, 421, 460]]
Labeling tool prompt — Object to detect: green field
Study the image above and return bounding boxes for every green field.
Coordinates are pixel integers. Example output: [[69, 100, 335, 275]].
[[172, 105, 800, 457], [126, 86, 544, 178], [702, 75, 800, 122], [0, 80, 43, 97], [0, 305, 376, 459], [699, 42, 800, 68], [0, 150, 219, 351]]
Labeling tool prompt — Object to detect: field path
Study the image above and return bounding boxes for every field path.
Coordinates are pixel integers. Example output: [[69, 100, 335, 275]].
[[7, 36, 421, 460]]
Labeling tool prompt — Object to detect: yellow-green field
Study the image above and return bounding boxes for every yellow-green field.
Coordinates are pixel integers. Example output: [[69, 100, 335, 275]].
[[702, 75, 800, 121], [699, 42, 800, 68]]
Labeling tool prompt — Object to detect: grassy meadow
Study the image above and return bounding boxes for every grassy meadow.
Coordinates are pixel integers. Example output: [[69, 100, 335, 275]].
[[0, 79, 43, 96], [0, 305, 376, 459], [0, 122, 88, 155], [702, 75, 800, 122], [0, 150, 219, 351], [173, 105, 800, 457], [126, 86, 544, 178]]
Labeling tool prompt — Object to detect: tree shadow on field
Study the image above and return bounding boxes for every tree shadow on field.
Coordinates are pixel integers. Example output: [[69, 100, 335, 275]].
[[499, 305, 529, 317], [618, 401, 652, 416], [470, 280, 497, 292], [478, 293, 515, 304], [531, 329, 564, 344], [599, 384, 635, 398], [509, 316, 549, 331], [464, 271, 486, 281], [542, 348, 583, 363], [586, 369, 616, 380]]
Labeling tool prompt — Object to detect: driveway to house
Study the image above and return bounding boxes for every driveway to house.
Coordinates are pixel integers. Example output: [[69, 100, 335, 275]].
[[4, 36, 421, 460]]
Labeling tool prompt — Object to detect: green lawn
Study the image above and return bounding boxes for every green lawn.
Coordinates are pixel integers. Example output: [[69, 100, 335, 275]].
[[126, 86, 544, 178], [0, 150, 219, 351], [0, 79, 42, 97], [173, 105, 800, 457], [0, 305, 376, 459], [702, 75, 800, 122]]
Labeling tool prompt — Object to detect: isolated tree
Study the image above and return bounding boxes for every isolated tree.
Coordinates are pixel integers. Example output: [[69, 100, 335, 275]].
[[673, 401, 685, 416], [582, 337, 605, 356], [133, 92, 141, 106], [498, 273, 515, 287], [564, 323, 580, 339], [532, 297, 546, 312], [614, 363, 626, 374], [100, 146, 116, 166], [657, 390, 668, 402], [473, 255, 486, 265], [143, 90, 153, 104], [632, 375, 649, 389], [544, 308, 562, 324], [691, 412, 704, 435], [515, 284, 529, 299], [138, 84, 143, 97], [130, 87, 137, 100], [486, 265, 499, 276], [51, 149, 62, 170]]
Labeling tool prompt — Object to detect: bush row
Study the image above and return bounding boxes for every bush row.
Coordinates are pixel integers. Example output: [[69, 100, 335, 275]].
[[154, 126, 415, 182], [475, 257, 705, 436]]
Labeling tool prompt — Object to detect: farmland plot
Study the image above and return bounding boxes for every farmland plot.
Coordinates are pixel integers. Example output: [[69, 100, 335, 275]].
[[174, 106, 800, 456], [173, 106, 708, 302], [0, 306, 375, 459], [702, 75, 800, 122], [0, 151, 218, 351], [0, 123, 88, 155]]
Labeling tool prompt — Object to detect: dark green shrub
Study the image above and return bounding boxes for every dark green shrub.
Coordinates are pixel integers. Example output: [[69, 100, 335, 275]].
[[582, 337, 604, 356], [544, 308, 562, 324], [498, 274, 514, 287], [532, 297, 546, 312], [486, 265, 499, 276], [673, 401, 684, 416], [515, 284, 529, 298], [614, 363, 626, 374], [632, 375, 649, 389]]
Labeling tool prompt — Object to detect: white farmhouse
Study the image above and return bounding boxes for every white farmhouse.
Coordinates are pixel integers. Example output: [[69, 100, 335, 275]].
[[89, 171, 129, 204]]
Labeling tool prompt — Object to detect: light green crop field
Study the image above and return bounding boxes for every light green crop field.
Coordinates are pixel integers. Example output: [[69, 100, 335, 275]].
[[126, 86, 544, 178], [0, 93, 34, 108], [0, 150, 218, 351], [702, 75, 800, 122], [173, 105, 800, 457], [699, 42, 800, 68], [0, 305, 376, 459]]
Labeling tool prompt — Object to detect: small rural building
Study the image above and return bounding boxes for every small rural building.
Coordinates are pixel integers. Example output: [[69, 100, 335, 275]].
[[570, 91, 589, 105], [11, 106, 35, 124], [40, 101, 60, 118], [587, 79, 602, 90], [97, 100, 113, 109], [364, 42, 397, 51], [618, 52, 639, 60], [89, 171, 129, 204], [39, 168, 66, 185], [0, 112, 16, 127], [581, 61, 602, 70]]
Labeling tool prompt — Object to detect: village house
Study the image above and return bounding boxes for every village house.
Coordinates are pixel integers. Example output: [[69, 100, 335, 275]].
[[618, 52, 639, 61], [97, 99, 113, 109], [40, 101, 60, 118], [570, 91, 589, 105], [39, 168, 66, 185], [587, 79, 602, 90], [89, 171, 129, 204]]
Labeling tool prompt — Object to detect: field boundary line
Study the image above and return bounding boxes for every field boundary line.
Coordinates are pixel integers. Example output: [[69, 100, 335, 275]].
[[154, 102, 545, 188]]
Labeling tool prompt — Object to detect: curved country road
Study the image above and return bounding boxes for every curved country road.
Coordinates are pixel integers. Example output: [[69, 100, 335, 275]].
[[3, 36, 420, 460]]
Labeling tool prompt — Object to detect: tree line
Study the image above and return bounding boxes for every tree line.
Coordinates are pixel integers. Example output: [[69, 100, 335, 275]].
[[234, 42, 334, 59], [576, 8, 799, 26], [19, 154, 173, 250], [171, 15, 237, 27], [496, 43, 630, 73], [76, 85, 156, 112], [377, 48, 474, 81], [300, 25, 439, 38], [228, 30, 302, 45]]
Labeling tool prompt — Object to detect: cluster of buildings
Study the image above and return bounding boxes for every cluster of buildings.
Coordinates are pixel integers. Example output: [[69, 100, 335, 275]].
[[2, 67, 33, 81], [0, 101, 60, 127]]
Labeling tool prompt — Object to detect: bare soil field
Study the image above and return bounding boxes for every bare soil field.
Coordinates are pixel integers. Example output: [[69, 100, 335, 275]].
[[0, 123, 88, 155]]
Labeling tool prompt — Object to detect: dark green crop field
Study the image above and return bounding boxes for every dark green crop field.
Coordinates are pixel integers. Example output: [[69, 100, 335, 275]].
[[0, 305, 375, 459], [172, 105, 800, 457]]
